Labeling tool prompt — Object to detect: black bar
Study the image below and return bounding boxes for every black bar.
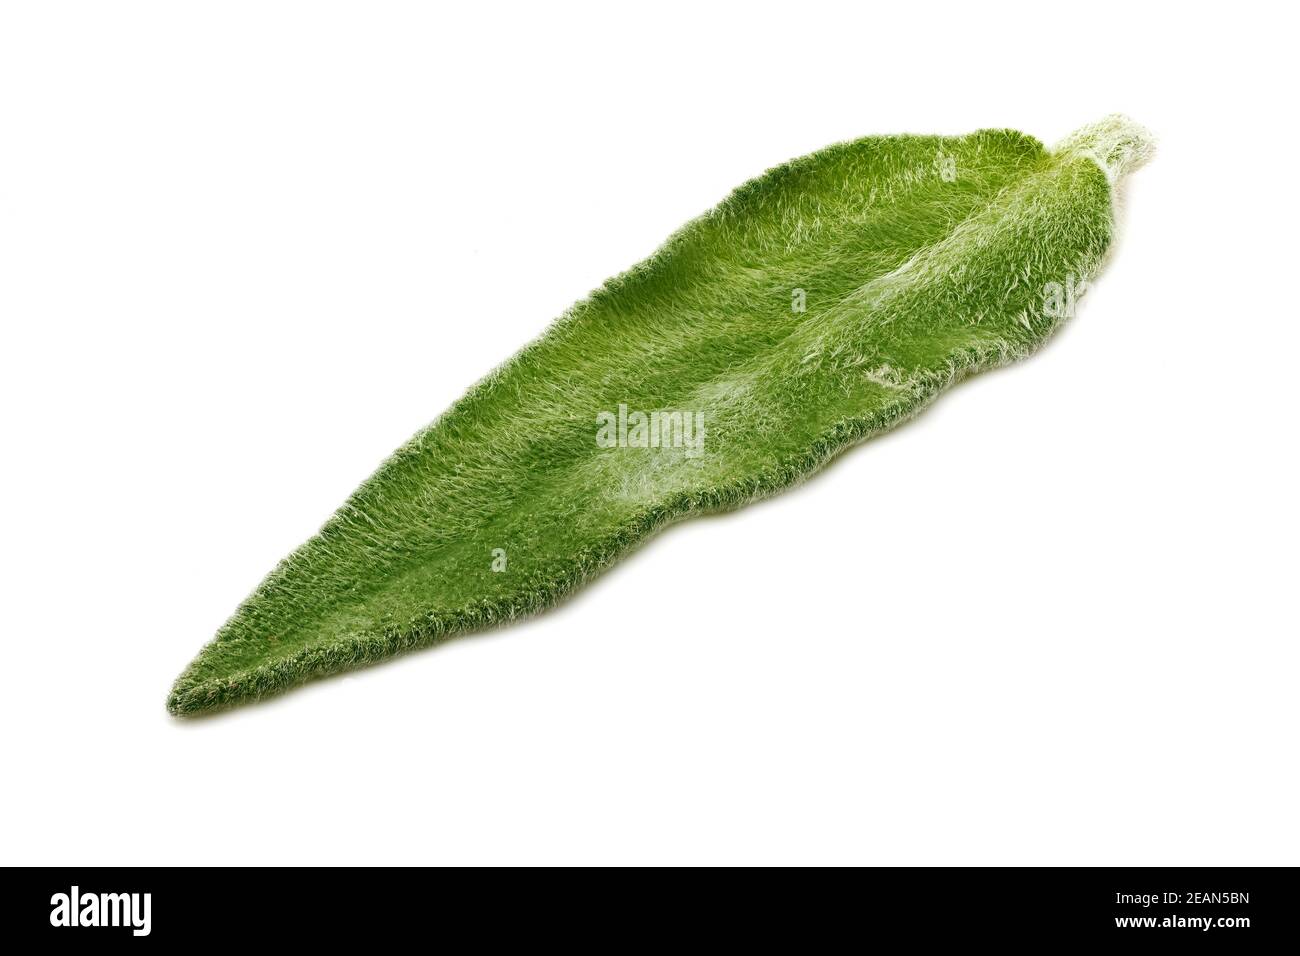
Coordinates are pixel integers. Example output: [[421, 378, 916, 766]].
[[8, 867, 1297, 946]]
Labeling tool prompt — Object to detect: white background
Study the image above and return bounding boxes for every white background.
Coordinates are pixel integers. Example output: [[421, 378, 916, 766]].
[[2, 1, 1296, 866]]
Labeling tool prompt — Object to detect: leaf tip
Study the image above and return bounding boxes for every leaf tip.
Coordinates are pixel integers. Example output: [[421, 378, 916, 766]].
[[1056, 114, 1156, 183]]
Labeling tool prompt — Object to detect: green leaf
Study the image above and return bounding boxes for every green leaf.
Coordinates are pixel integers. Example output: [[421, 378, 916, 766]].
[[168, 116, 1153, 715]]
